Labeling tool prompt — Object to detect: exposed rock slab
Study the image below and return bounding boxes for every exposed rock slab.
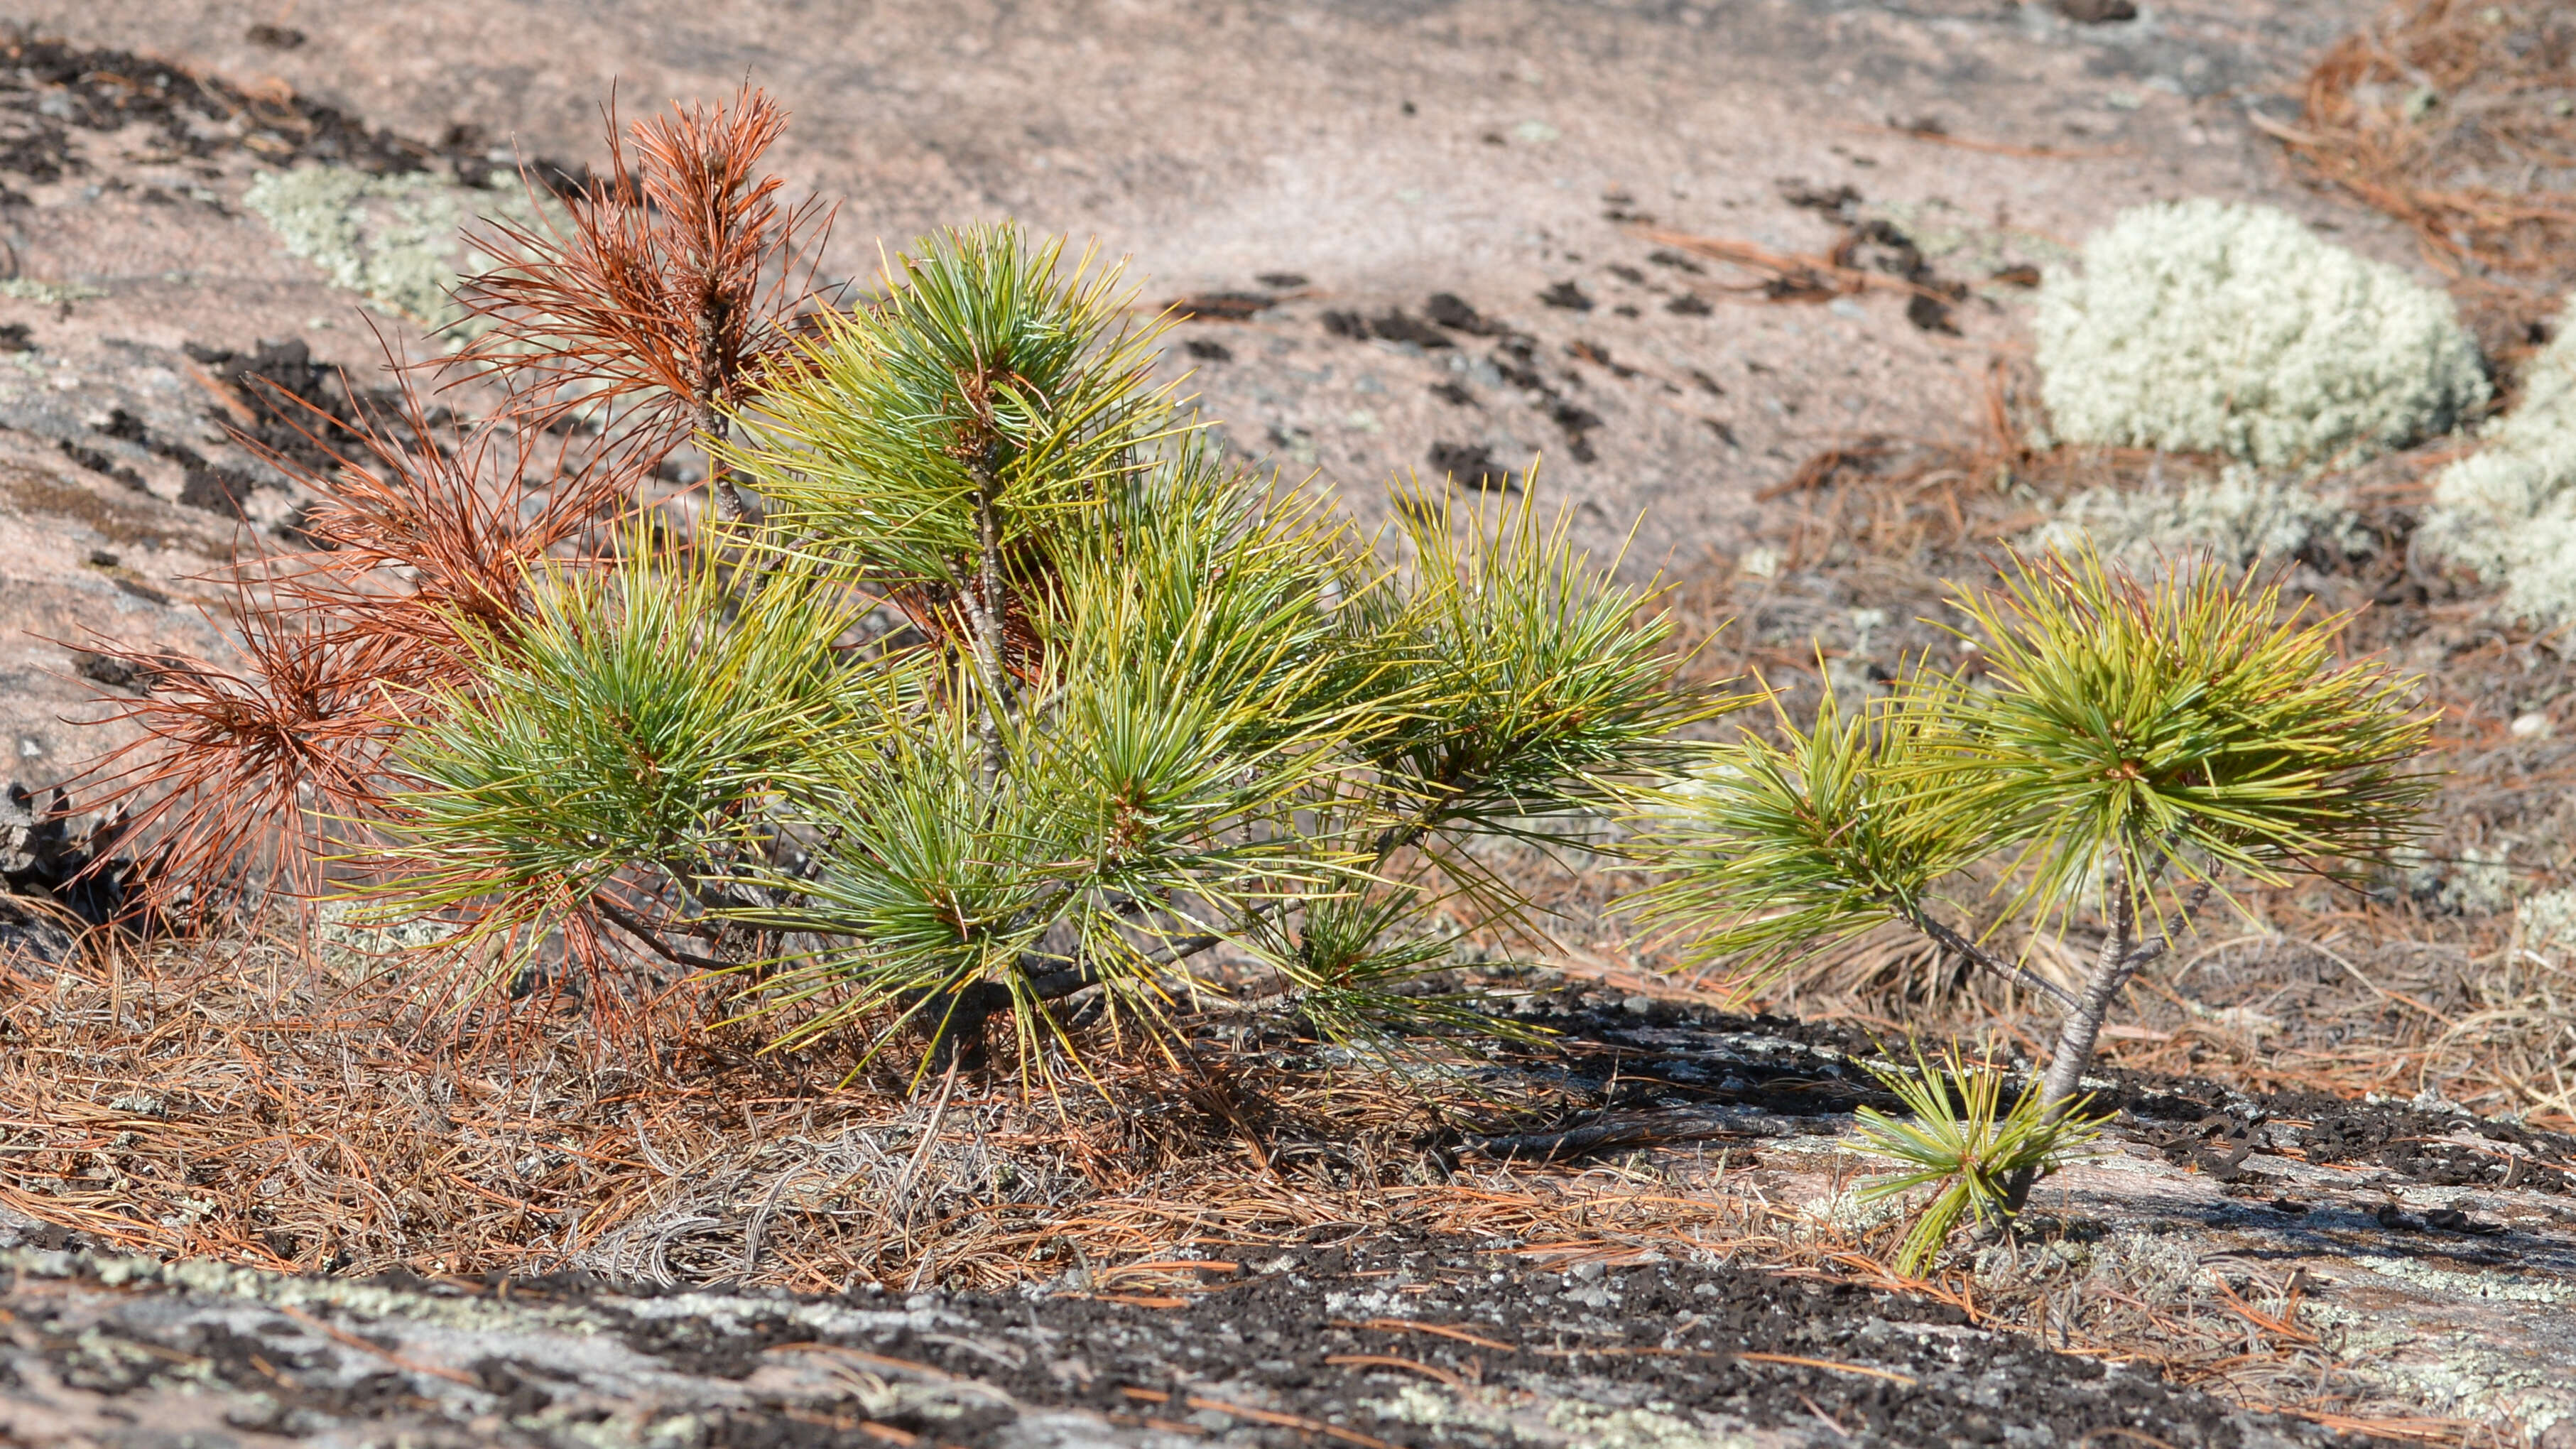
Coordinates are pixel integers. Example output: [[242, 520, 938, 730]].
[[0, 1239, 2360, 1449]]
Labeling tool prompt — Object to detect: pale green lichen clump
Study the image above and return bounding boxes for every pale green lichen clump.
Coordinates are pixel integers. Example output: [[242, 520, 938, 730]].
[[311, 896, 458, 969], [2423, 295, 2576, 626], [2034, 199, 2488, 468], [0, 278, 108, 303], [2029, 463, 2369, 572], [2515, 884, 2576, 957], [244, 165, 548, 332]]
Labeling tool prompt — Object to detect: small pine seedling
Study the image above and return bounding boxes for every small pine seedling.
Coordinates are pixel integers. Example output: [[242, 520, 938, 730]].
[[1850, 1044, 2104, 1277], [1631, 548, 2434, 1213]]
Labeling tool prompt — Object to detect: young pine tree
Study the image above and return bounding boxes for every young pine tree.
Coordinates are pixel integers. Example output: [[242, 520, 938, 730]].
[[73, 92, 1717, 1078], [1629, 551, 2434, 1217], [379, 227, 1714, 1073]]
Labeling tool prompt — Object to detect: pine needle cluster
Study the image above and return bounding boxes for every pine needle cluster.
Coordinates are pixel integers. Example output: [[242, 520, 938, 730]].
[[67, 88, 821, 980], [65, 89, 1719, 1074], [1851, 1045, 2104, 1278]]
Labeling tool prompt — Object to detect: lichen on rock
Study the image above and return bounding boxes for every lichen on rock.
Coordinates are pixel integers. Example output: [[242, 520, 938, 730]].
[[2390, 842, 2516, 918], [243, 164, 546, 332], [2033, 199, 2488, 468], [2516, 884, 2576, 959], [2027, 462, 2369, 572], [2423, 295, 2576, 627], [0, 278, 107, 303], [310, 896, 460, 967]]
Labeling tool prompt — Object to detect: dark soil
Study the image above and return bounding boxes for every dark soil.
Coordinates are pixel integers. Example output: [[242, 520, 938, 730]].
[[182, 335, 424, 476], [1536, 281, 1593, 313], [1309, 293, 1636, 472], [1424, 442, 1513, 493], [1453, 981, 2576, 1199], [33, 332, 455, 546], [830, 1237, 2333, 1449], [0, 781, 137, 928]]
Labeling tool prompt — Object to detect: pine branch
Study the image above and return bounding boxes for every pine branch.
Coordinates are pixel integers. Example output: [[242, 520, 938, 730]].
[[1898, 908, 2082, 1012], [591, 891, 732, 972], [1020, 778, 1482, 1005]]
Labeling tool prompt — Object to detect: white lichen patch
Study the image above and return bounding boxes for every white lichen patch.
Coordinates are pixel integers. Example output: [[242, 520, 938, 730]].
[[0, 277, 108, 303], [2518, 885, 2576, 957], [244, 165, 550, 332], [2075, 1227, 2209, 1305], [1817, 1183, 1908, 1237], [313, 895, 461, 967], [1367, 1382, 1760, 1449], [2423, 294, 2576, 627], [2027, 464, 2368, 572], [1543, 1399, 1751, 1449], [1369, 1383, 1530, 1440], [23, 1250, 923, 1345], [1971, 1234, 2090, 1288], [1321, 1286, 1409, 1319], [2389, 843, 2516, 918], [87, 1253, 600, 1336], [2349, 1253, 2576, 1308], [2303, 1293, 2576, 1433], [2034, 199, 2488, 468]]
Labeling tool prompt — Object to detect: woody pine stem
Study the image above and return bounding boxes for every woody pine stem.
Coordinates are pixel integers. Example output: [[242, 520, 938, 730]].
[[2038, 859, 2137, 1114], [967, 457, 1011, 781], [919, 459, 1013, 1068], [696, 277, 749, 522], [700, 401, 749, 523], [2002, 850, 2141, 1215]]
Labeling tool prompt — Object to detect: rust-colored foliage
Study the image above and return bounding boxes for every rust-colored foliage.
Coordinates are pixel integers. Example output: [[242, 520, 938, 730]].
[[70, 572, 403, 911], [886, 572, 1051, 683], [446, 85, 832, 519], [66, 87, 828, 925], [69, 370, 641, 913], [259, 376, 624, 662]]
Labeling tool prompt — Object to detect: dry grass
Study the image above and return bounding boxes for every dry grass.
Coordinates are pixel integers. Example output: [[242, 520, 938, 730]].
[[0, 908, 2524, 1443], [0, 930, 1601, 1293], [2262, 0, 2576, 363]]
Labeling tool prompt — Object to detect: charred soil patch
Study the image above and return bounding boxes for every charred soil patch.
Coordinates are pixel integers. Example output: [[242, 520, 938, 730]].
[[1441, 985, 2576, 1203], [833, 1239, 2336, 1449]]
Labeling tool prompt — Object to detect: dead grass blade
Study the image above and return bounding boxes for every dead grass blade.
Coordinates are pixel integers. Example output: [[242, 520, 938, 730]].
[[2266, 0, 2575, 357]]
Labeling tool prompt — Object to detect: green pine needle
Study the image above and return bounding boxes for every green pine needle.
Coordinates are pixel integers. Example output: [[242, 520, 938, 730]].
[[1945, 550, 2438, 904], [1851, 1044, 2103, 1278], [1625, 545, 2435, 982]]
